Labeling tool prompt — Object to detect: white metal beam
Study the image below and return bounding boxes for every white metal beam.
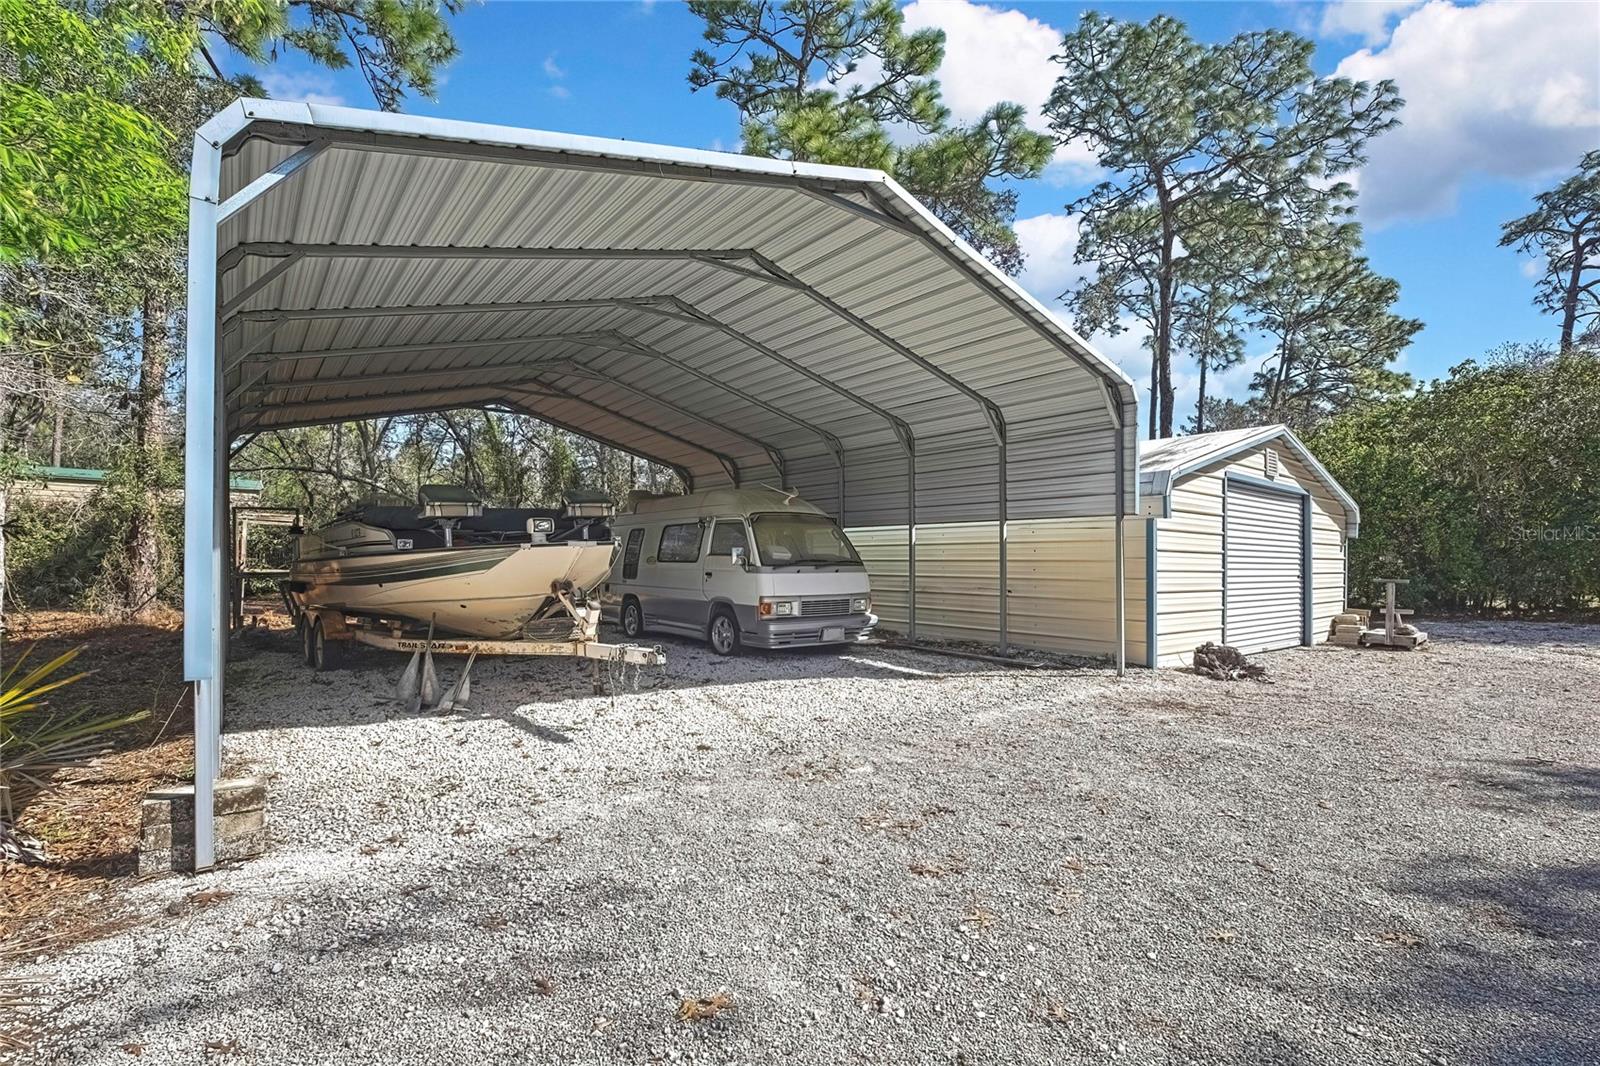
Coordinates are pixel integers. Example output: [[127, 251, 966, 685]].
[[216, 140, 328, 225]]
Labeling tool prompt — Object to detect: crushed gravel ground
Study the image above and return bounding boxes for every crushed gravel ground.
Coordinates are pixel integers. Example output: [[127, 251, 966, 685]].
[[18, 621, 1600, 1065]]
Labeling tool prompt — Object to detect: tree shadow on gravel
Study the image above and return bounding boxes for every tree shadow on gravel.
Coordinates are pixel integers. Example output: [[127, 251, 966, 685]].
[[1425, 621, 1600, 648], [1367, 852, 1599, 1064], [59, 853, 725, 1062], [1454, 758, 1600, 813]]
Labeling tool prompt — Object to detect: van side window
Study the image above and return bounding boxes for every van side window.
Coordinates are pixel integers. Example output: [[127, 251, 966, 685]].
[[709, 520, 748, 557], [622, 527, 645, 579], [657, 522, 703, 563]]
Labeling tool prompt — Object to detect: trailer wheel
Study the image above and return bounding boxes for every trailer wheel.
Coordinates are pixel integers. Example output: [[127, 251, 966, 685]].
[[621, 597, 645, 639], [708, 607, 741, 657], [311, 619, 343, 671], [299, 614, 317, 666]]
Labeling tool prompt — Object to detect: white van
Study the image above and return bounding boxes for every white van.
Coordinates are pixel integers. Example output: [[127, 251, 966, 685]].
[[603, 487, 876, 655]]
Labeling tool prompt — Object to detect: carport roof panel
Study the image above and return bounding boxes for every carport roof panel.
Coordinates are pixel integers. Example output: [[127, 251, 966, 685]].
[[203, 99, 1137, 511]]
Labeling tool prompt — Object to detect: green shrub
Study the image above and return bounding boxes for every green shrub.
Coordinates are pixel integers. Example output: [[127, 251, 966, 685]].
[[1310, 347, 1600, 613], [3, 488, 183, 612]]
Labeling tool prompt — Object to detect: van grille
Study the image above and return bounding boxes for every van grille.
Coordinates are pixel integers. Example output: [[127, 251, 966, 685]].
[[800, 597, 851, 618]]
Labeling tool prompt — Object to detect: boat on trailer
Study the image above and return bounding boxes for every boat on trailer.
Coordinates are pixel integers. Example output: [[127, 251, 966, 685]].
[[283, 486, 665, 697], [286, 485, 617, 640]]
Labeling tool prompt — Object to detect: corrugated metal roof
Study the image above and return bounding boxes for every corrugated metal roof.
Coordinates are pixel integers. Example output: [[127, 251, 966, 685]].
[[202, 99, 1138, 525], [1140, 426, 1275, 476]]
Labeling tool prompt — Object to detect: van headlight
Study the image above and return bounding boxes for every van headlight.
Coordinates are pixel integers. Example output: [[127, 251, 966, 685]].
[[851, 595, 870, 613], [758, 598, 798, 617]]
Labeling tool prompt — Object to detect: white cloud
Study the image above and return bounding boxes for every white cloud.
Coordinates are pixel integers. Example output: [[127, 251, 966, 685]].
[[547, 84, 570, 100], [542, 54, 566, 80], [1335, 0, 1600, 223], [259, 70, 345, 107], [902, 0, 1056, 123], [1013, 212, 1091, 300], [1319, 0, 1425, 45], [900, 0, 1097, 180]]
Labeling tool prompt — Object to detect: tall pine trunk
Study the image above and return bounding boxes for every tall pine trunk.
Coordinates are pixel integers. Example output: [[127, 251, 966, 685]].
[[1195, 354, 1208, 433], [1154, 201, 1177, 439], [1148, 359, 1158, 438], [1560, 229, 1582, 350], [123, 289, 168, 620], [1155, 266, 1176, 438]]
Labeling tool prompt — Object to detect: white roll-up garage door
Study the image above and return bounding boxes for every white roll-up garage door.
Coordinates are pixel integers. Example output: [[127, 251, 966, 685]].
[[1224, 480, 1305, 653]]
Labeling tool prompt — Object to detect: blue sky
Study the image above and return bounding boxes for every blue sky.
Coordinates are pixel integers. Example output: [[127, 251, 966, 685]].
[[238, 1, 1600, 427]]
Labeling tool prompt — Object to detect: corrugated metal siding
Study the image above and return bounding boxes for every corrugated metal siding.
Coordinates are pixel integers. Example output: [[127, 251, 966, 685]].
[[1153, 445, 1349, 666]]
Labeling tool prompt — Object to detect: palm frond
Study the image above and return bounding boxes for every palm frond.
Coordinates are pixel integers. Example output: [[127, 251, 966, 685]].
[[1, 644, 146, 827]]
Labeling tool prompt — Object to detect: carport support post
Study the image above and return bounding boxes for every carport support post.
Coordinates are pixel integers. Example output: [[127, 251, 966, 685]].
[[1113, 405, 1128, 677], [995, 424, 1008, 656], [901, 435, 917, 641], [183, 134, 223, 871]]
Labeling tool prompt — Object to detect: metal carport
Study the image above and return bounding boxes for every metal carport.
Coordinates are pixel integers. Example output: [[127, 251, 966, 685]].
[[182, 99, 1139, 868]]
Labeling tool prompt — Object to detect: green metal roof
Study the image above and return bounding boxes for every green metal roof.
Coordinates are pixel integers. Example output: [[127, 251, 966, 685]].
[[26, 465, 264, 492]]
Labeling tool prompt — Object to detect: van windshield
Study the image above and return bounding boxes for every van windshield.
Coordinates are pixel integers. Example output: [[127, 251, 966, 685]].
[[750, 513, 862, 567]]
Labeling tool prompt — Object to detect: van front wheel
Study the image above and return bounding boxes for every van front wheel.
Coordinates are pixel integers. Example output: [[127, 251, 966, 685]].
[[622, 598, 645, 639], [708, 608, 741, 656]]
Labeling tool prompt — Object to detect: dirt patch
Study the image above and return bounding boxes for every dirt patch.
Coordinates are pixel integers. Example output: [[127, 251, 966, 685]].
[[1, 611, 194, 950]]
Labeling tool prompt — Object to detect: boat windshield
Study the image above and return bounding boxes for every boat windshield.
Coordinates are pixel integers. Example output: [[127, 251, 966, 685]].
[[750, 512, 861, 567]]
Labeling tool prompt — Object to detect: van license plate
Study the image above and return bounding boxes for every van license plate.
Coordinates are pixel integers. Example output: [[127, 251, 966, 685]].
[[823, 626, 845, 642]]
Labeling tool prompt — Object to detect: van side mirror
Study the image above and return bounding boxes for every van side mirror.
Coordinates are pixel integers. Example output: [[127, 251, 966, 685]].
[[730, 545, 748, 569]]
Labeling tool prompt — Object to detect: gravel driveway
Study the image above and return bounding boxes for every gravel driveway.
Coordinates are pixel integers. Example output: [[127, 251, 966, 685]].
[[21, 622, 1600, 1065]]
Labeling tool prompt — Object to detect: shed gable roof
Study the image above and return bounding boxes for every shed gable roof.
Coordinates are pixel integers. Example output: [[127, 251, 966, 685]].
[[1139, 425, 1359, 535]]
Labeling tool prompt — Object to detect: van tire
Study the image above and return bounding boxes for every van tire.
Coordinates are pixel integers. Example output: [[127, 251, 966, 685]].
[[299, 614, 317, 666], [708, 607, 741, 657], [621, 597, 645, 639]]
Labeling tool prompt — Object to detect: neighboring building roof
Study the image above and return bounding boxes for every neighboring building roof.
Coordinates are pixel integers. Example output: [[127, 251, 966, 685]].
[[24, 465, 263, 492], [1138, 425, 1359, 535]]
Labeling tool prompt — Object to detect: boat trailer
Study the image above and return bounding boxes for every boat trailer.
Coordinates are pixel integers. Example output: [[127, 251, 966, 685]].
[[289, 586, 666, 705]]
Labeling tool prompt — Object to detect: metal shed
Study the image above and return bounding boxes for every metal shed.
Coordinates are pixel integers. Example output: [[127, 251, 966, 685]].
[[181, 99, 1140, 868], [1138, 425, 1360, 666]]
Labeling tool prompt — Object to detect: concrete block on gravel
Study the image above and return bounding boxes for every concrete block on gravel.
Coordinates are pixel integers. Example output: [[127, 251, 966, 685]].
[[139, 776, 268, 877]]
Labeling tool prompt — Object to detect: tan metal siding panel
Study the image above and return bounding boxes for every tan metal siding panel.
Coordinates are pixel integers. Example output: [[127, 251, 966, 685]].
[[1003, 518, 1145, 661], [847, 518, 1144, 661]]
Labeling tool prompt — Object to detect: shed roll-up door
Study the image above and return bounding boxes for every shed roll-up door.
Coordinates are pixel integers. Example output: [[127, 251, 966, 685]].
[[1224, 481, 1305, 653]]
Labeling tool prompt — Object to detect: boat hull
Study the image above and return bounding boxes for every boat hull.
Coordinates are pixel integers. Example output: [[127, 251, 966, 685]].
[[289, 541, 614, 638]]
